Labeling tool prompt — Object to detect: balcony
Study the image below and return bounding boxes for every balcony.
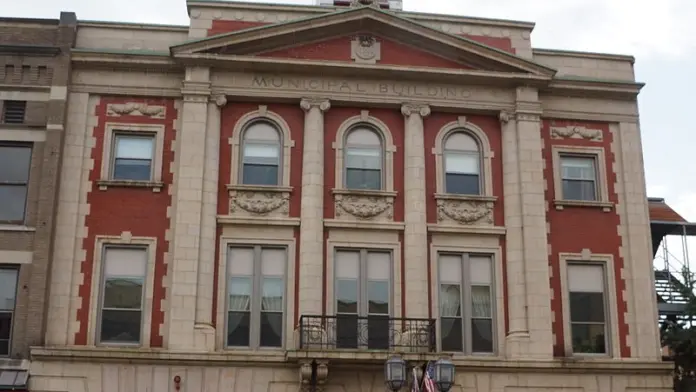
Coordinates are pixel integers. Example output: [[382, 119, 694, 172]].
[[297, 315, 436, 354]]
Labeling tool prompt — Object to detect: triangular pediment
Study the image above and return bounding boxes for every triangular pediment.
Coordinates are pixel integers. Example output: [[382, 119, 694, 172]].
[[171, 6, 556, 77]]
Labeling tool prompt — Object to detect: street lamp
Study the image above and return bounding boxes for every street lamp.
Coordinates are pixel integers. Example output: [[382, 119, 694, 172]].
[[384, 356, 407, 391], [432, 358, 455, 392]]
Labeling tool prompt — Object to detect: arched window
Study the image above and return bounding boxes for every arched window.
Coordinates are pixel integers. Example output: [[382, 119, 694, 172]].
[[444, 132, 481, 195], [344, 126, 383, 190], [241, 121, 281, 186]]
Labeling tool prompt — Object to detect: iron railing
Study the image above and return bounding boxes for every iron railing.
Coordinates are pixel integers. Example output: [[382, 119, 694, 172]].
[[298, 315, 436, 352]]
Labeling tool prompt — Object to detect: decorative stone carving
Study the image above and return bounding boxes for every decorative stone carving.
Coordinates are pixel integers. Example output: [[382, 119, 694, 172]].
[[499, 110, 512, 124], [333, 190, 396, 221], [436, 196, 494, 225], [300, 98, 331, 112], [299, 361, 329, 392], [401, 103, 431, 118], [212, 94, 227, 107], [550, 125, 603, 141], [106, 103, 165, 118], [228, 186, 291, 218], [351, 35, 381, 64]]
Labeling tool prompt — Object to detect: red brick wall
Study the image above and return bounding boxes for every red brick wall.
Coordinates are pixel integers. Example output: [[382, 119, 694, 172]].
[[541, 119, 630, 357], [460, 34, 515, 54], [207, 20, 269, 36], [75, 97, 177, 347], [215, 103, 304, 326]]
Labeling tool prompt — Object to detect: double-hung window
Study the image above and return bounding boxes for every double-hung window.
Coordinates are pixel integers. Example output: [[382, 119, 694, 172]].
[[344, 127, 383, 190], [438, 253, 494, 354], [0, 144, 32, 224], [567, 263, 608, 355], [0, 267, 18, 356], [334, 249, 391, 349], [560, 155, 598, 201], [443, 132, 481, 195], [241, 122, 282, 186], [111, 133, 155, 181], [227, 246, 285, 348], [98, 246, 147, 345]]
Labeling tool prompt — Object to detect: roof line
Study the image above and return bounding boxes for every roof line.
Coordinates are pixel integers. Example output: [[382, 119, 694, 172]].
[[78, 20, 188, 31], [533, 48, 635, 63]]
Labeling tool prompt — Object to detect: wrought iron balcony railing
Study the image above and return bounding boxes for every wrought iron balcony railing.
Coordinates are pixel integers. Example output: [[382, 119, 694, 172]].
[[298, 315, 436, 352]]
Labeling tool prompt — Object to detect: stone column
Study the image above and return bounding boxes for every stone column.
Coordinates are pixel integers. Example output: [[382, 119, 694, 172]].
[[297, 98, 330, 318], [500, 110, 531, 358], [401, 103, 430, 319], [167, 66, 211, 350]]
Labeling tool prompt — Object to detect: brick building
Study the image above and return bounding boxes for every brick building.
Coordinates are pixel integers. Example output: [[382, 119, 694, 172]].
[[29, 0, 672, 390], [0, 12, 76, 388]]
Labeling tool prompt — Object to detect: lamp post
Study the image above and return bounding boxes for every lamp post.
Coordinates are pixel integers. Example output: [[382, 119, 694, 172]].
[[384, 356, 454, 392]]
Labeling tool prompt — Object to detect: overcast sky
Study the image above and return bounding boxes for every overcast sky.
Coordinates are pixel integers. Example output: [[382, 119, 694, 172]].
[[6, 0, 694, 264]]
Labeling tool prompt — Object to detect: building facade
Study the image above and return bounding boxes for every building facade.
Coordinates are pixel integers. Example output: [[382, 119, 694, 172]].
[[29, 0, 671, 391], [0, 12, 76, 387]]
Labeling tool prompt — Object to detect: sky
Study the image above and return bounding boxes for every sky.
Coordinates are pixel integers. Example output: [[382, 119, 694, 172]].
[[6, 0, 695, 265]]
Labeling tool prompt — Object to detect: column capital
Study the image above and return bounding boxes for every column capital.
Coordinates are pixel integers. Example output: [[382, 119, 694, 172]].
[[300, 98, 331, 112], [499, 110, 513, 124], [211, 94, 227, 107], [401, 103, 430, 118]]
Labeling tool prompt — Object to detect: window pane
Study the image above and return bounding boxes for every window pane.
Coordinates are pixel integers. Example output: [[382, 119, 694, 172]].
[[336, 251, 359, 279], [261, 249, 285, 276], [562, 179, 596, 201], [0, 312, 12, 342], [336, 279, 358, 314], [345, 168, 381, 190], [367, 281, 389, 314], [261, 278, 283, 312], [470, 257, 492, 285], [471, 285, 492, 318], [113, 158, 152, 181], [346, 147, 381, 169], [445, 173, 480, 195], [243, 144, 279, 164], [445, 152, 479, 174], [260, 312, 282, 347], [227, 311, 250, 347], [568, 264, 604, 292], [242, 164, 279, 186], [367, 252, 390, 281], [244, 122, 280, 142], [104, 248, 147, 277], [561, 157, 596, 180], [0, 270, 17, 311], [440, 317, 463, 352], [228, 277, 251, 311], [229, 248, 254, 276], [439, 255, 461, 284], [100, 309, 141, 343], [440, 284, 461, 317], [115, 136, 154, 160], [445, 133, 478, 151], [367, 315, 390, 349], [336, 314, 358, 348], [0, 185, 27, 222], [103, 277, 143, 309], [571, 323, 606, 354], [346, 128, 380, 146], [0, 146, 31, 183], [570, 292, 605, 322], [471, 318, 493, 353]]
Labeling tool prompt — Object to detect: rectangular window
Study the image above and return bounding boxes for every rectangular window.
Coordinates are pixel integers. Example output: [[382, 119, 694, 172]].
[[567, 263, 607, 355], [334, 249, 390, 349], [227, 246, 285, 348], [438, 253, 494, 354], [111, 133, 155, 181], [98, 247, 147, 345], [560, 155, 597, 201], [345, 148, 382, 190], [0, 144, 32, 224], [242, 144, 280, 186], [0, 267, 18, 356], [445, 152, 480, 195], [1, 101, 26, 124]]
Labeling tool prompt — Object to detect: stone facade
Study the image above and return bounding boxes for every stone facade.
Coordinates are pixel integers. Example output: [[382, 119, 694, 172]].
[[0, 12, 76, 372], [29, 1, 671, 391]]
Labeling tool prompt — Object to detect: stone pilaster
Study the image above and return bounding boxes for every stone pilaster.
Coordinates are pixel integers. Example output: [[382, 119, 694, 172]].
[[297, 98, 330, 318], [166, 66, 211, 350], [400, 103, 430, 319]]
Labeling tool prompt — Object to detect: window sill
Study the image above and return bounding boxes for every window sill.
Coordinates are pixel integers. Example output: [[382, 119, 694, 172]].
[[554, 199, 613, 212], [96, 179, 164, 192], [0, 225, 35, 233], [332, 188, 398, 197], [434, 193, 497, 202], [226, 184, 293, 195]]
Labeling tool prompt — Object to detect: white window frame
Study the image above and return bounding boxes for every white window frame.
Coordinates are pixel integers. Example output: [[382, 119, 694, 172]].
[[110, 132, 156, 181], [0, 266, 19, 357], [552, 145, 612, 211], [558, 252, 620, 358], [88, 233, 157, 347], [99, 123, 165, 185], [342, 126, 384, 191], [239, 120, 283, 187]]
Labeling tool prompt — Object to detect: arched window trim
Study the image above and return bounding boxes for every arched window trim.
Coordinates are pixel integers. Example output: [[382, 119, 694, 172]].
[[433, 117, 494, 196], [229, 105, 294, 187], [333, 111, 395, 192]]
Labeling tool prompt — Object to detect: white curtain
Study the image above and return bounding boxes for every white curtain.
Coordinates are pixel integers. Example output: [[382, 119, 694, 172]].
[[471, 286, 491, 318]]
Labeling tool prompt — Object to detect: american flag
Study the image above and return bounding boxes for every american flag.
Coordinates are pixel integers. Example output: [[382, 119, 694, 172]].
[[422, 362, 436, 392]]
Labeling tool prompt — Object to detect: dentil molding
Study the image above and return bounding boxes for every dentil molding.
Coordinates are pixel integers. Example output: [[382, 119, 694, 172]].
[[550, 125, 603, 141], [106, 103, 165, 118]]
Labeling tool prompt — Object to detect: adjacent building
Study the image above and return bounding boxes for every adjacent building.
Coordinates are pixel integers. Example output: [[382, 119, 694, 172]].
[[0, 12, 76, 389], [25, 0, 672, 391]]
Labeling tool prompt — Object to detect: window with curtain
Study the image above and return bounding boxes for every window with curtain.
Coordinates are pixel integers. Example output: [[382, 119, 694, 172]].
[[99, 247, 147, 345], [227, 246, 285, 348], [0, 144, 31, 224], [241, 121, 281, 186], [444, 132, 481, 195], [567, 263, 607, 354], [344, 127, 383, 190], [0, 267, 18, 356], [438, 253, 493, 353], [560, 155, 598, 201], [335, 249, 390, 349], [111, 133, 155, 181]]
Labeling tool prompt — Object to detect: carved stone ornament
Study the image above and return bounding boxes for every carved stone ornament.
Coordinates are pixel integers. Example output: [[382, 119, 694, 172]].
[[300, 98, 331, 112], [499, 110, 512, 124], [401, 103, 431, 118], [436, 198, 494, 225], [229, 189, 290, 216], [212, 94, 227, 107], [550, 125, 603, 141], [334, 192, 394, 221], [106, 103, 165, 118], [351, 35, 381, 64]]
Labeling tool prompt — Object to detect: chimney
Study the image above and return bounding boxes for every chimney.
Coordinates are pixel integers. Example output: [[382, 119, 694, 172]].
[[316, 0, 403, 11]]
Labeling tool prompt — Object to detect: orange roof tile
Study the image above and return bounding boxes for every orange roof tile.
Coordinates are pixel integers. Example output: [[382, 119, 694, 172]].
[[648, 198, 687, 223]]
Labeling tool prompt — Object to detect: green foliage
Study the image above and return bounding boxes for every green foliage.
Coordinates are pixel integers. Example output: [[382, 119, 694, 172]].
[[661, 266, 696, 392]]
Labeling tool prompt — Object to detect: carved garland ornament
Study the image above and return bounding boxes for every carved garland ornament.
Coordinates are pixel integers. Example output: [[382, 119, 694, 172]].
[[335, 194, 393, 220], [437, 199, 493, 225], [550, 126, 603, 141], [229, 191, 289, 215], [106, 103, 166, 118]]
